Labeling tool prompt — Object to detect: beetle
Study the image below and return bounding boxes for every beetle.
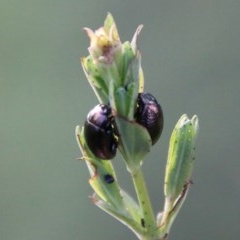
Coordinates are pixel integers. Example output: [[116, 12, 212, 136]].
[[134, 92, 164, 145], [103, 173, 115, 184], [84, 104, 118, 159]]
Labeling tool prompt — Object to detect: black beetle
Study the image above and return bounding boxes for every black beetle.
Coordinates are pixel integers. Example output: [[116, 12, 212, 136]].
[[84, 104, 118, 160], [103, 174, 115, 184], [134, 92, 163, 145]]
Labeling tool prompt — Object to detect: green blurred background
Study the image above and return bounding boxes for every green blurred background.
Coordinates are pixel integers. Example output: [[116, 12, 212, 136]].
[[1, 1, 240, 239]]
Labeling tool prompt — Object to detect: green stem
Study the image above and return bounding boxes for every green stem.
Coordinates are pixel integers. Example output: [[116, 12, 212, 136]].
[[130, 167, 157, 239]]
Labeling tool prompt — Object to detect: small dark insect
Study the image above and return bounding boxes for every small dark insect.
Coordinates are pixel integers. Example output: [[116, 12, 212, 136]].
[[135, 92, 164, 145], [104, 174, 115, 184], [140, 218, 145, 228], [84, 104, 118, 159]]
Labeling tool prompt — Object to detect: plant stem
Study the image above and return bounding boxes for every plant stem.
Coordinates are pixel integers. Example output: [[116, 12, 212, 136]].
[[130, 167, 157, 239]]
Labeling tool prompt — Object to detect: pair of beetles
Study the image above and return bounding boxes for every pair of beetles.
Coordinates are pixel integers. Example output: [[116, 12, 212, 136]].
[[84, 92, 164, 160]]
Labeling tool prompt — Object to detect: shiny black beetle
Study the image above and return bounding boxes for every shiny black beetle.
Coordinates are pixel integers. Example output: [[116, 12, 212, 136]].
[[103, 174, 115, 184], [84, 104, 118, 160], [135, 92, 163, 145]]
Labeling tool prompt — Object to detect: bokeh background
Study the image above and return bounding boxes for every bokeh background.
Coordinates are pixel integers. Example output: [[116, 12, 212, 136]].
[[1, 1, 240, 239]]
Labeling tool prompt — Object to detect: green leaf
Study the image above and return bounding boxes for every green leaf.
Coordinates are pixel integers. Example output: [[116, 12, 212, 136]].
[[121, 190, 142, 222], [114, 117, 151, 172], [81, 57, 109, 103], [104, 13, 118, 36], [91, 193, 145, 239], [131, 25, 143, 54], [121, 42, 135, 84], [158, 115, 199, 235], [164, 114, 199, 201]]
